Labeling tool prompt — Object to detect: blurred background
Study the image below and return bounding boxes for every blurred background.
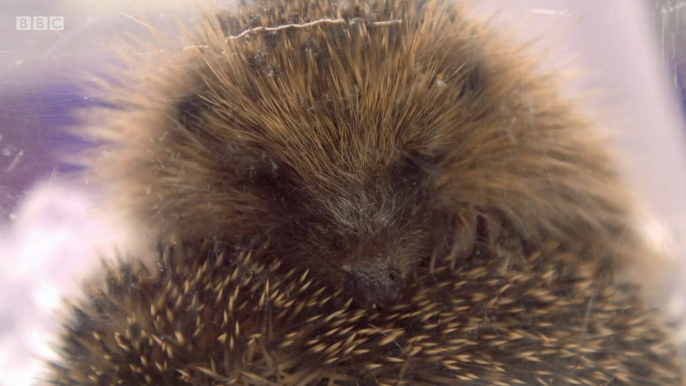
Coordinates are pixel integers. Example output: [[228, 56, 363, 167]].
[[0, 0, 685, 385]]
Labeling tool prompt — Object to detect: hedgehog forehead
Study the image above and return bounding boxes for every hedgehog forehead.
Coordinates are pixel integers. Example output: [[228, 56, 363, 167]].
[[304, 157, 432, 236], [218, 92, 437, 183], [319, 185, 395, 233]]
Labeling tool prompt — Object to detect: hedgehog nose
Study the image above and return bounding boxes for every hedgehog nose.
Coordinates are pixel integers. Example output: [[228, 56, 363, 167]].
[[347, 264, 403, 306]]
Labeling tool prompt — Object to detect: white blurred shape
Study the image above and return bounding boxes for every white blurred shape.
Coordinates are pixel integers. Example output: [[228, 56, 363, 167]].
[[0, 181, 139, 386]]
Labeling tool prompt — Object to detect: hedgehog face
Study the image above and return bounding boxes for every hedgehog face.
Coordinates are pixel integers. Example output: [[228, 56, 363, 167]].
[[176, 94, 457, 305], [253, 153, 447, 306], [171, 94, 459, 304]]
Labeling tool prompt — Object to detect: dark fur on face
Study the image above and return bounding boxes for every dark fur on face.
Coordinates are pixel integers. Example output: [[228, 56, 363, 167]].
[[76, 0, 644, 305]]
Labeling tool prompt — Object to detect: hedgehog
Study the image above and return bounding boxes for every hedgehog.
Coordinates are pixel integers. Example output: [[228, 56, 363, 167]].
[[68, 0, 662, 306], [44, 237, 685, 385]]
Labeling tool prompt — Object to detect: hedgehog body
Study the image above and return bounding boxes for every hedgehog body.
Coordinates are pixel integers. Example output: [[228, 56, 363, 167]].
[[74, 0, 653, 303]]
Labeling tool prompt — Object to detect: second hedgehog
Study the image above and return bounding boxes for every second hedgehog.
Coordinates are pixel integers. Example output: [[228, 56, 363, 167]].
[[48, 239, 686, 385], [79, 0, 649, 305]]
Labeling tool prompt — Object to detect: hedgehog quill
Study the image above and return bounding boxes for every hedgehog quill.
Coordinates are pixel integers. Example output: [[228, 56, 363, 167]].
[[47, 240, 685, 385], [46, 0, 686, 384]]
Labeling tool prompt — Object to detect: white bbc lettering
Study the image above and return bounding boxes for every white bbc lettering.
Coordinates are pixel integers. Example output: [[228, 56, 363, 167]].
[[33, 16, 48, 30], [16, 17, 31, 31], [16, 16, 64, 31], [49, 17, 64, 30]]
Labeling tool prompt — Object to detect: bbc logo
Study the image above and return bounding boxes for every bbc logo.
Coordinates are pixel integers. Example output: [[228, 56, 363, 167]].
[[16, 17, 64, 31]]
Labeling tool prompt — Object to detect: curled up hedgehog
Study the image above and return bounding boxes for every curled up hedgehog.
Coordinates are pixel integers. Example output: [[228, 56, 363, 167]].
[[45, 0, 686, 384]]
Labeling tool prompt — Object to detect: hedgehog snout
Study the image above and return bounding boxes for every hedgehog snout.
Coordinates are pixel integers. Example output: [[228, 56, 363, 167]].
[[345, 262, 403, 306]]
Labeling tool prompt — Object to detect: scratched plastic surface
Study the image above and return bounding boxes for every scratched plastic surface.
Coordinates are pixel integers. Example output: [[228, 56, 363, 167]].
[[0, 1, 685, 385]]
